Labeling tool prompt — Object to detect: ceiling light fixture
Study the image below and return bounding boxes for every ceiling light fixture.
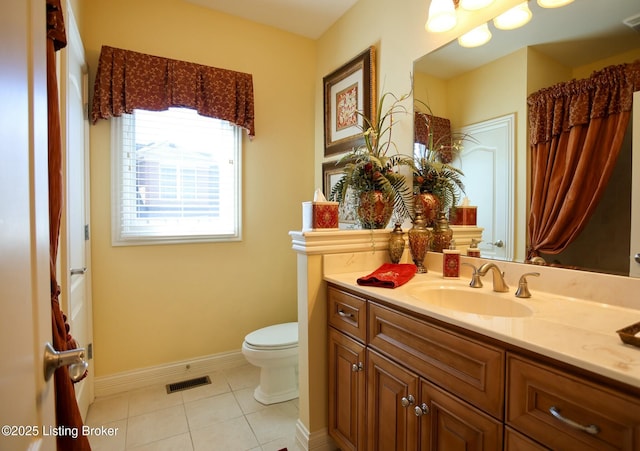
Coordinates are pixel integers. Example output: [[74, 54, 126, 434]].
[[537, 0, 574, 8], [493, 2, 532, 30], [426, 0, 458, 33], [458, 22, 492, 47], [459, 0, 495, 11]]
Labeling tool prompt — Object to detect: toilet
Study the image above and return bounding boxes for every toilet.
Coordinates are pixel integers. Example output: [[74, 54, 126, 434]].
[[241, 322, 299, 405]]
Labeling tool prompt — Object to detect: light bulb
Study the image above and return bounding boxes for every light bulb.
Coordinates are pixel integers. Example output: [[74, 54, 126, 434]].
[[426, 0, 457, 33], [459, 0, 495, 11], [493, 2, 532, 30], [457, 22, 492, 48], [537, 0, 574, 8]]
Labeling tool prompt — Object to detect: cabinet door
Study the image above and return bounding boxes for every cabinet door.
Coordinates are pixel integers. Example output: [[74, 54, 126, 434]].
[[367, 349, 419, 451], [418, 379, 503, 451], [328, 328, 366, 451]]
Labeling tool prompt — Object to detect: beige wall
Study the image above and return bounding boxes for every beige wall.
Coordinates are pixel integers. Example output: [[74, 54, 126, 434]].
[[81, 0, 316, 377]]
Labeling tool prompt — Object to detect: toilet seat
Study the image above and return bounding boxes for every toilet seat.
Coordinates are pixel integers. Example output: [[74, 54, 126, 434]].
[[244, 322, 298, 350]]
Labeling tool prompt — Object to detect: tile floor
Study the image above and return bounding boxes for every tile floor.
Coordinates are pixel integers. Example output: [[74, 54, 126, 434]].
[[85, 364, 300, 451]]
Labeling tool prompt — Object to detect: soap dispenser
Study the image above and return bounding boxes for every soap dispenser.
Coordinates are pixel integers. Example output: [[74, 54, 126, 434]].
[[443, 240, 460, 279]]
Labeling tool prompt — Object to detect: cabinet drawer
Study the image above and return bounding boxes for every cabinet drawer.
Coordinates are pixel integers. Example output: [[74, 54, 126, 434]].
[[328, 286, 367, 342], [507, 354, 640, 451], [505, 427, 548, 451], [369, 301, 504, 419]]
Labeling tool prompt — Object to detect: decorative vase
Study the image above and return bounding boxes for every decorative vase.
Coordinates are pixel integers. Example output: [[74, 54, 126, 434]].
[[415, 192, 440, 227], [408, 204, 431, 273], [357, 191, 394, 229], [388, 222, 405, 264], [432, 211, 453, 252]]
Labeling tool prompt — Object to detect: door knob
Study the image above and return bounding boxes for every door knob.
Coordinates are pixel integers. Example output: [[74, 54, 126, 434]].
[[43, 342, 88, 382], [414, 403, 430, 417], [401, 395, 415, 407], [492, 240, 504, 248], [635, 253, 640, 264], [70, 267, 87, 275]]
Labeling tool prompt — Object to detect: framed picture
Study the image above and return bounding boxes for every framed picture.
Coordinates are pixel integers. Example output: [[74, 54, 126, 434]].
[[322, 160, 357, 226], [323, 46, 376, 157]]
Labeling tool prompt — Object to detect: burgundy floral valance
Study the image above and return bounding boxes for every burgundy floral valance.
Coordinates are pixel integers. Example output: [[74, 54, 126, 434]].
[[528, 60, 640, 145], [91, 46, 255, 137], [414, 111, 451, 148]]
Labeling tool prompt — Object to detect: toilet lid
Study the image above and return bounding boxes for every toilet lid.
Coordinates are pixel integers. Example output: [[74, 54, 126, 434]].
[[244, 322, 298, 348]]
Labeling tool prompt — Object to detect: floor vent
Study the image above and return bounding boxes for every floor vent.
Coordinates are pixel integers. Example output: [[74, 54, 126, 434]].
[[166, 376, 211, 394]]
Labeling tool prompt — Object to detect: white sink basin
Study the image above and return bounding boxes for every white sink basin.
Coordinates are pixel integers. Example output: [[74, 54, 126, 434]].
[[408, 284, 533, 318]]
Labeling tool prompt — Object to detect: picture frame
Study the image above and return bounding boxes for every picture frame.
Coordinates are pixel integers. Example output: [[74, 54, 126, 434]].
[[322, 160, 357, 226], [323, 46, 376, 157]]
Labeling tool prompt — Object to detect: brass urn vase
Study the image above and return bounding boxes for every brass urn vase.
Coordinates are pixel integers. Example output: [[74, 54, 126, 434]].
[[388, 222, 405, 264], [408, 204, 432, 273]]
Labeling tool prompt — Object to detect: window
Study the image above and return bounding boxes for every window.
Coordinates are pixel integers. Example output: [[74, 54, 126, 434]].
[[112, 108, 241, 245]]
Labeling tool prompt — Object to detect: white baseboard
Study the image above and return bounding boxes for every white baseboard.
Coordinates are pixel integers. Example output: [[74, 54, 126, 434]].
[[94, 350, 247, 397], [295, 420, 337, 451]]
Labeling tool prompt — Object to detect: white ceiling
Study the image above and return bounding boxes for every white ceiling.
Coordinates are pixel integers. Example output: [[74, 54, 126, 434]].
[[184, 0, 359, 39], [415, 0, 640, 79]]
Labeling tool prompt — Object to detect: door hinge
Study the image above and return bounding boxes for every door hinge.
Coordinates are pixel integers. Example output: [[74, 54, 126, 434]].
[[84, 224, 90, 241], [87, 343, 93, 360]]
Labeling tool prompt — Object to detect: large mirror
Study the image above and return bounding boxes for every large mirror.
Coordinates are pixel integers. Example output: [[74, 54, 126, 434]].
[[414, 0, 640, 276]]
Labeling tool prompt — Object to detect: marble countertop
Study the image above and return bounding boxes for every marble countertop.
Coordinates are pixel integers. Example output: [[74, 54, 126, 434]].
[[325, 270, 640, 389]]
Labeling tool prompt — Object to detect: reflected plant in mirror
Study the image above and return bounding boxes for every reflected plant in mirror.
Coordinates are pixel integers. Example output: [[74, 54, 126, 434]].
[[413, 104, 476, 226]]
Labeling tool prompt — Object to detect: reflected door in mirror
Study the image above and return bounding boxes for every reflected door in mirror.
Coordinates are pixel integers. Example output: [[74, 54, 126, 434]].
[[457, 114, 515, 261]]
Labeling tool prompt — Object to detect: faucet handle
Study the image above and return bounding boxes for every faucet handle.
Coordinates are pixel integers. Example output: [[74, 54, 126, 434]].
[[515, 272, 540, 298], [462, 263, 483, 288]]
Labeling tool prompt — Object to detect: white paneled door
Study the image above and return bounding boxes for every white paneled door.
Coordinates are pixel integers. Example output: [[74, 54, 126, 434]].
[[456, 114, 515, 262], [60, 2, 94, 416], [0, 0, 56, 449]]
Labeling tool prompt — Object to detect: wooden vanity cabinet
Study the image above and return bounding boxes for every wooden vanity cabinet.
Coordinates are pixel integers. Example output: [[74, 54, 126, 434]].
[[327, 284, 640, 451], [368, 301, 505, 419], [328, 328, 366, 451], [366, 348, 502, 451], [328, 288, 367, 451], [328, 285, 504, 450]]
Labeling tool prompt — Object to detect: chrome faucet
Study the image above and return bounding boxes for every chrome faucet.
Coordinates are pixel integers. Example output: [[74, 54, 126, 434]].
[[476, 262, 509, 292]]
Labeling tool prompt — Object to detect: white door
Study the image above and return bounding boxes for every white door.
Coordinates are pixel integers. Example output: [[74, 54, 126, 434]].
[[456, 114, 515, 261], [630, 91, 640, 278], [0, 0, 56, 449], [59, 2, 94, 417]]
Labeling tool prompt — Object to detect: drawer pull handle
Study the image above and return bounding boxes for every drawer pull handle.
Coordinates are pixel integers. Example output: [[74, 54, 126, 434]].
[[351, 362, 364, 372], [549, 406, 600, 435], [337, 309, 354, 318], [401, 395, 415, 408], [414, 403, 430, 417]]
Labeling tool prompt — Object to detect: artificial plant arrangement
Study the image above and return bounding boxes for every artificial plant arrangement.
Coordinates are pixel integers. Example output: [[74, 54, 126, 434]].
[[413, 104, 475, 218], [329, 91, 415, 229]]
